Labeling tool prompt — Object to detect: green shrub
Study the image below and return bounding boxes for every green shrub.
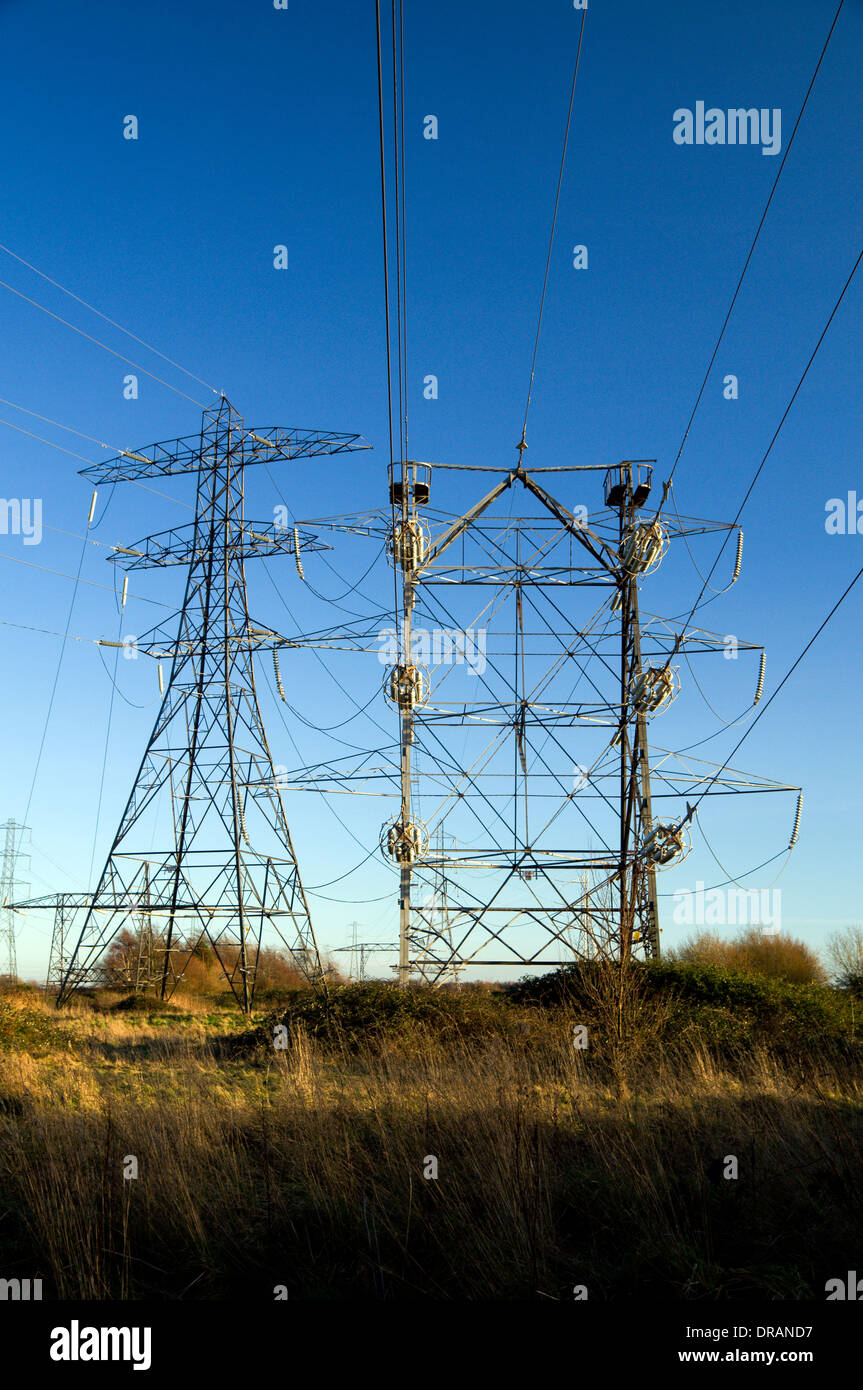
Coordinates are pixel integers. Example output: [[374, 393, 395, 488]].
[[0, 999, 57, 1053], [510, 959, 855, 1055], [283, 980, 511, 1044]]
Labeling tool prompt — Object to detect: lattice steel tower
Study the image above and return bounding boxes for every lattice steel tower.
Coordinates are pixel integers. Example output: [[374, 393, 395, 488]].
[[384, 456, 793, 981], [236, 451, 797, 984], [56, 397, 368, 1012], [0, 819, 30, 980], [332, 453, 793, 983]]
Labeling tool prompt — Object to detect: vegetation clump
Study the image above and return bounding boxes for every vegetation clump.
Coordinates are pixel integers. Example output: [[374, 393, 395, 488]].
[[0, 930, 860, 1299]]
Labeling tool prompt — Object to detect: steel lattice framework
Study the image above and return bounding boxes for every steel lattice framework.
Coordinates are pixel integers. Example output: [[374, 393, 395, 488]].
[[279, 457, 797, 985], [51, 397, 370, 1011], [0, 819, 30, 980], [11, 432, 798, 1000]]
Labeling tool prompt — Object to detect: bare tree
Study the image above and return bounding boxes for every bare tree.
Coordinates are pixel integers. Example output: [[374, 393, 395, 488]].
[[825, 926, 863, 990]]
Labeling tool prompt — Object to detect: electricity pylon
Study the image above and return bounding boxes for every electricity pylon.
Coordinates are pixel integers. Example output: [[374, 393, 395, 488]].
[[286, 454, 798, 983], [55, 396, 369, 1012], [382, 456, 794, 980], [411, 826, 461, 984], [132, 863, 159, 991], [346, 921, 364, 980], [45, 894, 91, 992], [332, 929, 397, 981], [382, 456, 671, 979], [0, 819, 30, 980]]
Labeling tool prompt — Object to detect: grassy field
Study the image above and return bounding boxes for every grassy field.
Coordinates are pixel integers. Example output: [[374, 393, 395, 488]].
[[0, 963, 861, 1300]]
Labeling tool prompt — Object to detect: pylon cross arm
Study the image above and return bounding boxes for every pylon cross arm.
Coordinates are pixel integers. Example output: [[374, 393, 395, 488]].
[[107, 522, 332, 570], [79, 427, 370, 484]]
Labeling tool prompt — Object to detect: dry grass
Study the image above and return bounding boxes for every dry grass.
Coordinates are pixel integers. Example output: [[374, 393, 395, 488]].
[[0, 984, 861, 1300]]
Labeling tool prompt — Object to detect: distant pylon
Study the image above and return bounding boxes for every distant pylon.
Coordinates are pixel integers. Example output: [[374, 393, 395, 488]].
[[56, 397, 369, 1013], [347, 920, 362, 980], [413, 826, 461, 986], [46, 894, 71, 992], [132, 862, 162, 991], [46, 893, 93, 992], [332, 936, 396, 980], [0, 819, 30, 980]]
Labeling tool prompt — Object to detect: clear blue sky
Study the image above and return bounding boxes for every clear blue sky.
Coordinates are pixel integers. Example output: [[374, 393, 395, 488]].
[[0, 0, 860, 981]]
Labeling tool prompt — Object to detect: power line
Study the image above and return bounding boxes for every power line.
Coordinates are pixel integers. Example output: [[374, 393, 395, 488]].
[[0, 552, 173, 608], [664, 243, 862, 671], [0, 277, 207, 406], [664, 0, 845, 495], [688, 559, 863, 818], [374, 0, 405, 652], [39, 523, 133, 552], [0, 413, 97, 465], [374, 0, 396, 475], [695, 806, 793, 893], [305, 844, 390, 891], [0, 241, 220, 396], [0, 395, 122, 453], [89, 613, 122, 884], [518, 3, 588, 459], [391, 0, 405, 464], [397, 0, 408, 457], [655, 851, 788, 901], [127, 480, 194, 511], [310, 887, 395, 905], [1, 617, 123, 646], [20, 531, 89, 827], [96, 640, 158, 710], [0, 397, 196, 510]]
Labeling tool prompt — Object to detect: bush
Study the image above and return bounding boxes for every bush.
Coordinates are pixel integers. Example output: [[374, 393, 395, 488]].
[[510, 958, 854, 1056], [229, 980, 525, 1055], [295, 980, 511, 1041], [671, 928, 826, 985], [220, 957, 863, 1064], [0, 997, 57, 1053], [107, 993, 184, 1014]]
